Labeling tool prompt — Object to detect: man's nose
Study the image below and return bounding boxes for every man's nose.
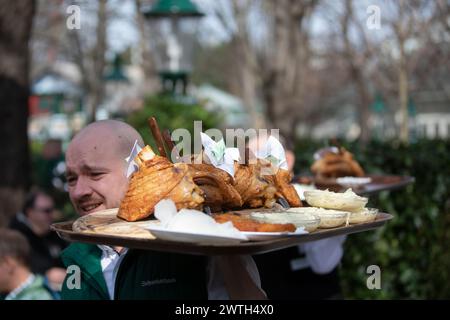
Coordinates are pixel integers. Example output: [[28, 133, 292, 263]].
[[72, 176, 93, 199]]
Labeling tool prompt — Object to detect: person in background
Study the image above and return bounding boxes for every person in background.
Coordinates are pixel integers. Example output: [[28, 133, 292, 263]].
[[249, 134, 346, 299], [9, 189, 67, 292], [31, 138, 68, 218], [0, 229, 56, 300], [32, 139, 65, 191]]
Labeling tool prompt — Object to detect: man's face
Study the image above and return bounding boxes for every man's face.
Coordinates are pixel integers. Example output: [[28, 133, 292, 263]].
[[65, 136, 129, 216]]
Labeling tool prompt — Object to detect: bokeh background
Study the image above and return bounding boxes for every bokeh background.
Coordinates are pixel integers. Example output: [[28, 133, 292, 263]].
[[0, 0, 449, 299]]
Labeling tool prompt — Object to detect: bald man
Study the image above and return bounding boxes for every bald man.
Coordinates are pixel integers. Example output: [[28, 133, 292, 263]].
[[65, 120, 144, 216], [61, 120, 265, 300]]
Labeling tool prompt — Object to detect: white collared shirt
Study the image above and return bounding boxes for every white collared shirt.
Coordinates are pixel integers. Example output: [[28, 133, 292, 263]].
[[98, 245, 128, 299]]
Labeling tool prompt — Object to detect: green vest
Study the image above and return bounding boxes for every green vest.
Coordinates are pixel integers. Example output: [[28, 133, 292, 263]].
[[60, 243, 208, 300]]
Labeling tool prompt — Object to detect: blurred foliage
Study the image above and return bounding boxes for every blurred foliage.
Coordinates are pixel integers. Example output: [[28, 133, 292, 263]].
[[126, 95, 223, 152], [294, 139, 450, 299], [191, 42, 234, 90]]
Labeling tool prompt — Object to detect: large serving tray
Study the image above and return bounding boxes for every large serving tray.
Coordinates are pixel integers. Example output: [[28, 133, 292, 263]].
[[295, 174, 415, 196], [52, 211, 393, 256]]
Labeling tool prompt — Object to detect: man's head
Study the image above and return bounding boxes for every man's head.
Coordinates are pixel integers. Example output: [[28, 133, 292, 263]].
[[0, 229, 30, 293], [23, 190, 55, 236], [65, 120, 144, 216]]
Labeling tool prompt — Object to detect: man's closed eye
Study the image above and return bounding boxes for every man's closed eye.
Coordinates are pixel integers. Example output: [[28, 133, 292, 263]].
[[91, 172, 106, 180], [66, 176, 77, 186]]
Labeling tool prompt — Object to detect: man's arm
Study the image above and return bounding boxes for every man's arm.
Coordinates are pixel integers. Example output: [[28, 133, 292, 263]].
[[214, 255, 267, 300]]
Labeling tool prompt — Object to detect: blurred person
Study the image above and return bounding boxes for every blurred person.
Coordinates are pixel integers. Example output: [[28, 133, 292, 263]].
[[0, 229, 56, 300], [32, 139, 65, 192], [31, 139, 68, 219], [249, 133, 346, 299], [9, 189, 68, 291], [61, 120, 265, 300]]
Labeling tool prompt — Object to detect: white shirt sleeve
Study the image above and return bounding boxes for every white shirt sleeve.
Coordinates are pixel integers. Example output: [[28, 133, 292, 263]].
[[206, 256, 229, 300], [299, 235, 347, 274]]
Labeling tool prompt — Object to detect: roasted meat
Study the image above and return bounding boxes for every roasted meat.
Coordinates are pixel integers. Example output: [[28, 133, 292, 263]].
[[267, 166, 302, 207], [233, 161, 277, 209], [118, 146, 204, 221], [214, 213, 296, 232], [188, 163, 243, 212]]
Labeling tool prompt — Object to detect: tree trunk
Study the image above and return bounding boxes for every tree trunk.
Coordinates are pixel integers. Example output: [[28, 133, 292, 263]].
[[398, 35, 409, 143], [135, 0, 159, 95], [263, 0, 311, 143], [397, 0, 409, 143], [232, 0, 264, 129], [0, 0, 36, 226], [87, 0, 107, 123], [349, 63, 371, 143], [342, 0, 371, 143]]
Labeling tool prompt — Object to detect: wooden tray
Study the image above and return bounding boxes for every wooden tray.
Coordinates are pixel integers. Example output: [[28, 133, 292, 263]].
[[51, 212, 393, 256], [295, 174, 415, 196]]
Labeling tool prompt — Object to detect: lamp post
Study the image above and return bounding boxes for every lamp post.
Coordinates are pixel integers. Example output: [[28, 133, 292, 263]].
[[104, 53, 129, 115], [142, 0, 204, 96], [104, 54, 129, 88]]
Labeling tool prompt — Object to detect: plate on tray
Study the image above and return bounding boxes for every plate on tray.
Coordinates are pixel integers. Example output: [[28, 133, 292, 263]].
[[242, 228, 308, 241], [145, 225, 247, 244], [294, 174, 415, 195]]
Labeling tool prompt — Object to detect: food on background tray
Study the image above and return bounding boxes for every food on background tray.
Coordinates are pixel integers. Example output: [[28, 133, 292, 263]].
[[304, 188, 368, 212], [118, 146, 204, 222], [214, 213, 297, 233], [251, 211, 320, 232], [311, 146, 365, 178], [336, 176, 372, 185]]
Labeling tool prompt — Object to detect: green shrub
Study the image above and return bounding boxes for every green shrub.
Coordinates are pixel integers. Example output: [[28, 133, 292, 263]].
[[126, 95, 223, 151]]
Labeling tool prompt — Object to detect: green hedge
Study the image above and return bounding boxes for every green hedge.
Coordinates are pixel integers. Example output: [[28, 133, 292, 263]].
[[294, 139, 450, 299]]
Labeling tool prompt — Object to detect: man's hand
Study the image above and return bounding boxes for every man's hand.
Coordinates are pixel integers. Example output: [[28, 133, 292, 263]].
[[216, 255, 267, 300]]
